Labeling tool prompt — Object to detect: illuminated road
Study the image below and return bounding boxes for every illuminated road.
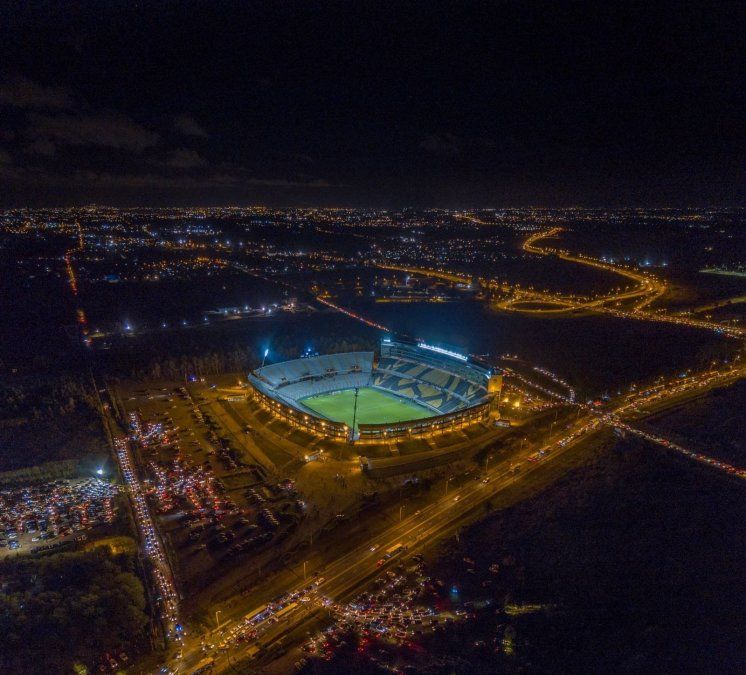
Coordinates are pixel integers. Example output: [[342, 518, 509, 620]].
[[65, 233, 182, 646], [170, 422, 593, 673], [379, 227, 743, 338], [114, 432, 181, 641], [514, 227, 744, 337], [522, 226, 662, 309], [157, 239, 746, 673]]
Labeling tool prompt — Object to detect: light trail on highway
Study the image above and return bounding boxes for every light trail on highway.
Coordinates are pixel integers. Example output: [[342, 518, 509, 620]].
[[175, 433, 589, 673], [313, 289, 745, 482], [518, 227, 744, 337], [380, 226, 743, 338], [315, 295, 390, 332], [114, 429, 181, 642]]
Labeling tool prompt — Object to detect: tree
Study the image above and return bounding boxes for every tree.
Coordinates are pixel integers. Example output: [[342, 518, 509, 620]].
[[0, 549, 149, 673]]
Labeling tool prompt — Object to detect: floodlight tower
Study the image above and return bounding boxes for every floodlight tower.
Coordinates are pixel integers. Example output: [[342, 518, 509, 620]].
[[488, 371, 503, 419], [350, 387, 360, 442]]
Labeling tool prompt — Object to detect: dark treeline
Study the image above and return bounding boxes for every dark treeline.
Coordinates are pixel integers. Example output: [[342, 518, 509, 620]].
[[100, 324, 379, 382], [0, 374, 106, 472], [0, 314, 380, 470], [0, 458, 81, 486], [0, 548, 149, 674], [0, 374, 99, 421]]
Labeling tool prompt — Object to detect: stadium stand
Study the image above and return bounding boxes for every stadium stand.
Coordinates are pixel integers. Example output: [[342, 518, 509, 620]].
[[246, 340, 499, 441]]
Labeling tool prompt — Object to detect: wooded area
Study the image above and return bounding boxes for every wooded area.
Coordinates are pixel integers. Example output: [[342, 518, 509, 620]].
[[0, 548, 149, 673]]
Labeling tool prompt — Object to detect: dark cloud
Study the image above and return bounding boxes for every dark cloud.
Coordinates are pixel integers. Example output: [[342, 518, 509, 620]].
[[0, 74, 75, 111], [2, 3, 742, 205], [24, 138, 56, 157], [241, 177, 333, 188], [0, 162, 335, 191], [173, 114, 208, 138], [71, 170, 235, 189], [27, 111, 160, 152], [420, 133, 494, 157], [420, 134, 461, 157], [165, 148, 206, 169], [0, 149, 12, 165], [292, 153, 315, 165]]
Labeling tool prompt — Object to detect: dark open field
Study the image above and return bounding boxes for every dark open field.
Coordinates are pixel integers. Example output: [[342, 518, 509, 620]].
[[423, 433, 746, 673], [643, 379, 745, 466]]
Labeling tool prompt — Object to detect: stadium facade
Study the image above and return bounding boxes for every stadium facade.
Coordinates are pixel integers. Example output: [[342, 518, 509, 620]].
[[247, 338, 502, 442]]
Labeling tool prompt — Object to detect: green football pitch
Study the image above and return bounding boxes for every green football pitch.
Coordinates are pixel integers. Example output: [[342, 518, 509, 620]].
[[299, 387, 434, 428]]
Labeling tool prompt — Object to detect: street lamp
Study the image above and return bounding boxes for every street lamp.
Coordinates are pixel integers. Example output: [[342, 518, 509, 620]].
[[399, 504, 406, 521], [303, 560, 308, 580], [215, 610, 221, 629]]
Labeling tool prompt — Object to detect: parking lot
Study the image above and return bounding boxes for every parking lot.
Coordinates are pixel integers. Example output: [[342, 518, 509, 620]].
[[0, 477, 118, 557], [121, 385, 312, 593]]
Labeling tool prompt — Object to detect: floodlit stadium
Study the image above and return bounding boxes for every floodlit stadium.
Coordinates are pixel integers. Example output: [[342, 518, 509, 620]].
[[247, 337, 502, 442]]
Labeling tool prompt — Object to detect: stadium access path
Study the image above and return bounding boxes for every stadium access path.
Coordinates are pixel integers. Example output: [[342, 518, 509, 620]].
[[191, 385, 283, 472]]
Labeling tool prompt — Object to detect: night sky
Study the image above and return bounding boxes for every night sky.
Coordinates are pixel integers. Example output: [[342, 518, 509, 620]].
[[0, 1, 743, 207]]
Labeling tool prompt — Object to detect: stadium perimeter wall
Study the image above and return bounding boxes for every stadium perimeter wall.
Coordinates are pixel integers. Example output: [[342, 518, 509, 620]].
[[356, 400, 490, 442], [249, 384, 348, 440]]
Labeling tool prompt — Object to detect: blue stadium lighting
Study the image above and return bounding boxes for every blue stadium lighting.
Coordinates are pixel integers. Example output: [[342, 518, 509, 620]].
[[417, 342, 468, 361], [382, 336, 392, 343]]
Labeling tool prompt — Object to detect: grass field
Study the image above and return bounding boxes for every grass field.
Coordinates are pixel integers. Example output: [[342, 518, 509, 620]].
[[300, 387, 434, 428]]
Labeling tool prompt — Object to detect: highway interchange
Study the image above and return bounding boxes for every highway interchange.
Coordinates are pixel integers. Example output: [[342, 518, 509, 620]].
[[381, 227, 743, 338]]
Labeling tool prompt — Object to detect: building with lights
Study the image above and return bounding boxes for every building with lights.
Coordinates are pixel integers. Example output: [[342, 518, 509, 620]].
[[247, 338, 502, 442]]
